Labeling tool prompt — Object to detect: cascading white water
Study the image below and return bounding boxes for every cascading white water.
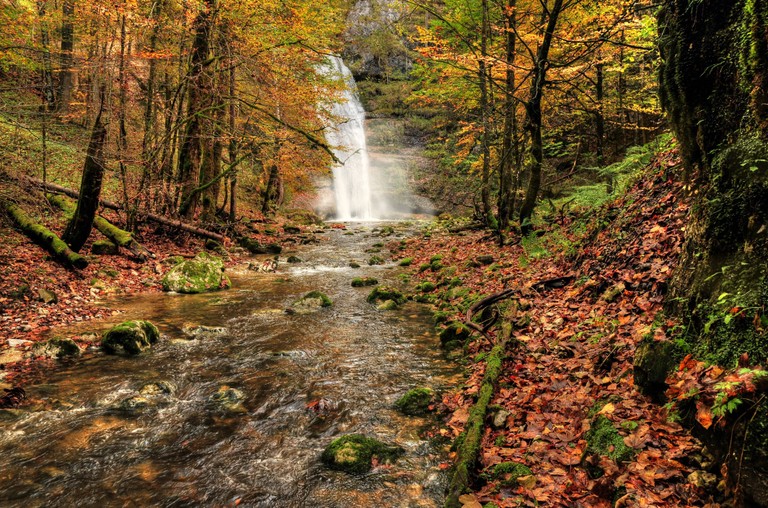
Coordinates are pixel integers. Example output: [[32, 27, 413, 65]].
[[325, 57, 375, 220]]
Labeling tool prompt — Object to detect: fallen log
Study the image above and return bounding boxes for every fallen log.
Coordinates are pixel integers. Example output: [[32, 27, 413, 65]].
[[23, 177, 226, 243], [465, 288, 519, 339], [47, 194, 152, 261], [2, 201, 88, 269]]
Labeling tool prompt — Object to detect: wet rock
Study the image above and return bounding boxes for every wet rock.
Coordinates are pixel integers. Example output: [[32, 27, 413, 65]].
[[239, 237, 268, 254], [182, 325, 228, 340], [118, 395, 152, 414], [161, 252, 231, 294], [289, 291, 333, 314], [284, 225, 301, 234], [351, 277, 378, 287], [688, 470, 717, 489], [248, 258, 278, 273], [37, 288, 57, 304], [368, 255, 385, 266], [32, 337, 81, 359], [321, 434, 404, 474], [0, 409, 25, 422], [208, 385, 247, 414], [395, 387, 434, 416], [139, 381, 177, 396], [349, 262, 361, 268], [367, 286, 406, 307], [91, 239, 118, 255], [102, 320, 160, 355], [287, 255, 302, 263]]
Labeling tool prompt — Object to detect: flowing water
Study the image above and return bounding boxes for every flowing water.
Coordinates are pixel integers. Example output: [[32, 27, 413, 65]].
[[0, 223, 459, 507]]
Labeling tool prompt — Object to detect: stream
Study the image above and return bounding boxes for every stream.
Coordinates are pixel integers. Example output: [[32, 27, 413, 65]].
[[0, 222, 459, 507]]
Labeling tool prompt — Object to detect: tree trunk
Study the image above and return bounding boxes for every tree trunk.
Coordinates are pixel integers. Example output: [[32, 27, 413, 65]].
[[37, 1, 56, 110], [62, 94, 107, 252], [519, 0, 564, 232], [3, 202, 88, 269], [228, 63, 238, 222], [57, 0, 74, 114], [178, 0, 215, 218], [478, 0, 493, 226], [498, 0, 518, 233]]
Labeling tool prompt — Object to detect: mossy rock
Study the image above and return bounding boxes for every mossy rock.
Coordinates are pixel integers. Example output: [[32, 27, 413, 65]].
[[287, 255, 302, 263], [367, 286, 406, 306], [139, 381, 177, 396], [633, 338, 679, 398], [349, 262, 361, 268], [265, 243, 282, 254], [398, 257, 413, 267], [368, 255, 385, 266], [321, 434, 404, 474], [102, 320, 160, 355], [482, 461, 533, 487], [239, 237, 268, 254], [415, 281, 437, 293], [118, 395, 152, 414], [91, 239, 118, 255], [32, 337, 81, 359], [377, 300, 399, 311], [290, 291, 333, 314], [395, 387, 434, 416], [439, 322, 472, 347], [161, 252, 230, 294], [351, 277, 379, 287], [585, 414, 635, 465]]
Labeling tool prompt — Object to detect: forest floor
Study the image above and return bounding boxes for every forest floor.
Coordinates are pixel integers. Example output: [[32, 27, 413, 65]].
[[397, 148, 726, 507]]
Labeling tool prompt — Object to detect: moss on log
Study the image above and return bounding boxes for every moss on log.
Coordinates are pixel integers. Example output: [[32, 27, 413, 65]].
[[48, 194, 149, 259], [444, 337, 508, 508], [3, 201, 88, 269]]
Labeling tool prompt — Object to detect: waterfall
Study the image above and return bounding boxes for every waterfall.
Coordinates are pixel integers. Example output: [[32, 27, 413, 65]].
[[325, 57, 375, 221]]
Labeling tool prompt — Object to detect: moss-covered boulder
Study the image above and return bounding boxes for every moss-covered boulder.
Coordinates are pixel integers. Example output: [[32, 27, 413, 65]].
[[351, 277, 379, 287], [395, 387, 434, 416], [633, 338, 679, 399], [32, 337, 81, 359], [139, 381, 177, 396], [118, 395, 152, 414], [415, 281, 436, 293], [439, 322, 472, 349], [102, 320, 160, 355], [321, 434, 404, 474], [367, 286, 406, 306], [377, 300, 399, 311], [161, 252, 230, 294], [289, 291, 333, 314], [398, 257, 413, 266], [368, 255, 385, 266]]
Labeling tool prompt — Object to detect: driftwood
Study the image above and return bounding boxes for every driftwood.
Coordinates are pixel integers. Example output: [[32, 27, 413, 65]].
[[47, 194, 153, 260], [465, 288, 519, 339], [2, 201, 88, 269], [24, 177, 226, 243]]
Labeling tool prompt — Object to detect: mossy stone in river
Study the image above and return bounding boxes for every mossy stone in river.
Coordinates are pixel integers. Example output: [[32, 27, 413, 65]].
[[102, 320, 160, 355], [351, 277, 378, 287], [367, 286, 406, 306], [161, 252, 230, 294], [395, 387, 434, 416], [290, 291, 333, 314], [321, 434, 404, 474], [377, 300, 399, 311], [209, 385, 247, 414], [32, 337, 81, 359]]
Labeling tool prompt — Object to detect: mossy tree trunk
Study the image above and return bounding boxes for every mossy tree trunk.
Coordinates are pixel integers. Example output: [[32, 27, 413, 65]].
[[62, 96, 107, 252], [3, 202, 88, 269]]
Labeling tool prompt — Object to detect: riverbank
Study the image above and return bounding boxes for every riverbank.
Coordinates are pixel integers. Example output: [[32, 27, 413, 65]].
[[0, 212, 313, 386], [400, 148, 725, 506]]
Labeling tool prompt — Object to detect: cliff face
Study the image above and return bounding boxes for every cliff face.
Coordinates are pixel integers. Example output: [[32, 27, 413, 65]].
[[659, 1, 768, 504], [342, 0, 412, 80]]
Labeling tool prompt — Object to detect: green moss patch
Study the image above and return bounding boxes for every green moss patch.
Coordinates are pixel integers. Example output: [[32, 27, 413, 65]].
[[439, 322, 472, 348], [367, 286, 406, 306], [585, 415, 635, 464], [321, 434, 404, 474], [161, 252, 229, 294], [483, 461, 533, 487], [395, 387, 434, 416], [351, 277, 379, 287]]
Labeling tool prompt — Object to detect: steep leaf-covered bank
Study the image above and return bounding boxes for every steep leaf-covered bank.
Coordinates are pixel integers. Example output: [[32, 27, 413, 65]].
[[399, 148, 735, 506]]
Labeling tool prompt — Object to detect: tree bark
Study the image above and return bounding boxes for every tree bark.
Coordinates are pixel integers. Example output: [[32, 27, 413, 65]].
[[62, 95, 107, 252], [498, 0, 518, 233], [519, 0, 564, 233], [478, 0, 493, 226], [57, 0, 74, 113]]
